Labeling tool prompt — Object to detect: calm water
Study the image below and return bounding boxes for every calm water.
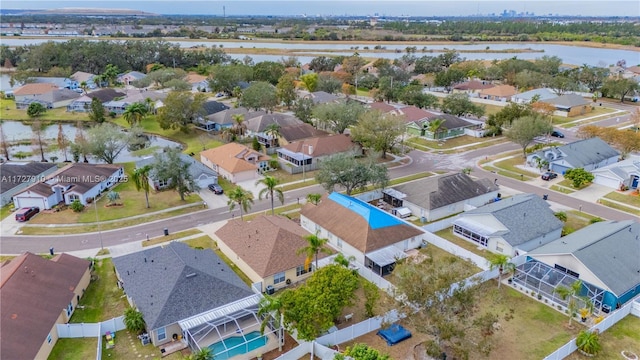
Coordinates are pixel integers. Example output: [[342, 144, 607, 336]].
[[208, 331, 268, 360], [1, 37, 638, 67]]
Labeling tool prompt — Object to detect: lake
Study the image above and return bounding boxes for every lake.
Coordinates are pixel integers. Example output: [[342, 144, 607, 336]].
[[1, 37, 638, 67], [0, 120, 180, 163]]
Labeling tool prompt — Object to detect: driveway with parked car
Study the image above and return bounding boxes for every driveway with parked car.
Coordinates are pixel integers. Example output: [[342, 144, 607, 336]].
[[541, 172, 558, 181]]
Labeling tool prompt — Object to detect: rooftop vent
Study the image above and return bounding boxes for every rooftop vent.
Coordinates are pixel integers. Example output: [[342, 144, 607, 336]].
[[186, 273, 197, 278]]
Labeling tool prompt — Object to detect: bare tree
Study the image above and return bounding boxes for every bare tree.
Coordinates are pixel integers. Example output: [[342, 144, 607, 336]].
[[31, 120, 47, 162]]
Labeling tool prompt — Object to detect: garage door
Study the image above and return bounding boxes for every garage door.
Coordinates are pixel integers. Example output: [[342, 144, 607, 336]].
[[194, 175, 216, 189], [15, 197, 46, 210], [551, 164, 570, 175], [594, 175, 620, 189]]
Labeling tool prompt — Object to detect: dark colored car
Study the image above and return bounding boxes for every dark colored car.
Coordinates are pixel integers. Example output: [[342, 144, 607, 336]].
[[208, 183, 224, 194], [15, 207, 40, 222], [551, 130, 565, 138], [541, 172, 558, 181]]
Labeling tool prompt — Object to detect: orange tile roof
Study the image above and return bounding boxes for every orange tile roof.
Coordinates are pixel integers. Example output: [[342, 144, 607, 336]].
[[200, 143, 269, 174], [13, 83, 59, 96]]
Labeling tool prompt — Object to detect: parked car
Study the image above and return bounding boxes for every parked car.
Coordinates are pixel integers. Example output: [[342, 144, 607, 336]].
[[15, 207, 40, 222], [208, 183, 224, 194], [551, 130, 565, 138], [541, 172, 558, 181]]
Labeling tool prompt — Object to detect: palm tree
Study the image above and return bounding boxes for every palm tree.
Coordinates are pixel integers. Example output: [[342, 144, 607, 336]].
[[258, 295, 285, 351], [79, 81, 88, 93], [488, 253, 516, 289], [188, 348, 214, 360], [554, 280, 583, 327], [426, 118, 445, 140], [576, 330, 601, 356], [264, 123, 281, 148], [124, 307, 146, 334], [306, 193, 322, 205], [132, 165, 152, 208], [256, 176, 284, 215], [123, 103, 149, 127], [227, 186, 254, 220], [144, 97, 156, 114], [333, 253, 355, 267], [232, 114, 245, 137], [296, 231, 331, 270]]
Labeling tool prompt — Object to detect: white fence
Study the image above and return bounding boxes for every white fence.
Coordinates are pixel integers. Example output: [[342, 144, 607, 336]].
[[57, 316, 126, 338], [543, 295, 640, 360], [316, 310, 402, 348], [421, 215, 459, 233], [356, 263, 396, 295], [274, 341, 340, 360]]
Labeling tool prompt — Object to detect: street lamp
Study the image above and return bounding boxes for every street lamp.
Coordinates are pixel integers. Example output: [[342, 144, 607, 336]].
[[94, 198, 104, 250]]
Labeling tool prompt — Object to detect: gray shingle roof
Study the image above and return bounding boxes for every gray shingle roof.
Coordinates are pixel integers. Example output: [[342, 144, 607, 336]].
[[391, 173, 498, 210], [244, 113, 302, 133], [543, 93, 590, 109], [555, 137, 619, 168], [0, 162, 57, 193], [136, 153, 217, 182], [206, 107, 266, 126], [513, 88, 558, 102], [112, 242, 253, 330], [529, 220, 640, 296], [462, 194, 564, 247], [307, 91, 340, 104], [427, 114, 475, 130]]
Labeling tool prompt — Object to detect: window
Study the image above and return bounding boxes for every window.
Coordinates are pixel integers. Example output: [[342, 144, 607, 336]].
[[337, 238, 343, 249], [274, 272, 285, 284], [157, 327, 167, 341], [47, 334, 52, 344], [296, 265, 311, 276], [68, 194, 79, 202], [157, 179, 168, 188]]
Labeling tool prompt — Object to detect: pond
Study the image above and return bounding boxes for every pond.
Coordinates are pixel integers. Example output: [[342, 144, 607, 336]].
[[0, 120, 181, 163]]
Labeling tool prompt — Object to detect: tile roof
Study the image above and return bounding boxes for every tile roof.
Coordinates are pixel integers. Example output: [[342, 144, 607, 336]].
[[279, 123, 330, 142], [460, 193, 564, 247], [529, 220, 640, 296], [480, 84, 517, 97], [300, 193, 424, 253], [390, 173, 498, 210], [0, 162, 57, 194], [542, 94, 590, 109], [13, 83, 59, 96], [280, 134, 356, 158], [1, 253, 90, 360], [453, 80, 495, 91], [200, 143, 269, 174], [216, 215, 331, 277], [245, 113, 302, 133], [112, 242, 253, 330]]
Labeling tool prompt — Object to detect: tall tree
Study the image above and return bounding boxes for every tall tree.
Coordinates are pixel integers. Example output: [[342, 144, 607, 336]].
[[102, 64, 120, 86], [350, 110, 405, 159], [317, 73, 343, 94], [276, 73, 297, 109], [256, 175, 284, 215], [306, 193, 322, 205], [426, 118, 445, 139], [87, 97, 106, 123], [312, 101, 365, 134], [309, 56, 338, 72], [132, 165, 152, 208], [240, 81, 278, 112], [315, 152, 389, 195], [486, 102, 535, 130], [297, 231, 331, 270], [293, 97, 314, 124], [87, 123, 133, 164], [434, 68, 466, 92], [258, 295, 285, 351], [554, 280, 583, 327], [253, 61, 285, 85], [0, 120, 10, 161], [227, 186, 254, 220], [299, 73, 319, 92], [56, 122, 70, 162], [488, 253, 516, 289], [122, 102, 149, 127], [208, 63, 253, 95], [74, 121, 90, 162], [152, 147, 199, 201], [264, 123, 281, 147], [31, 120, 47, 162], [441, 93, 486, 117], [505, 116, 553, 158], [232, 114, 245, 137], [157, 92, 207, 133], [602, 78, 640, 103]]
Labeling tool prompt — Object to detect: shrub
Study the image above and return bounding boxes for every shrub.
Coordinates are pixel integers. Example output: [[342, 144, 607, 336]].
[[70, 200, 85, 212], [576, 330, 601, 355]]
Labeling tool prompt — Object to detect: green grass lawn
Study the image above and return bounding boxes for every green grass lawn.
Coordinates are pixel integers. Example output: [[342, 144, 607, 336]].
[[598, 199, 640, 216], [557, 179, 591, 190], [564, 315, 640, 360], [0, 204, 14, 220], [552, 107, 618, 126], [562, 210, 602, 235], [406, 135, 502, 150], [0, 99, 91, 122], [142, 229, 203, 247], [550, 184, 576, 194], [604, 191, 640, 208], [70, 258, 128, 323], [434, 227, 491, 260], [112, 115, 223, 155], [48, 337, 98, 360], [492, 157, 540, 179]]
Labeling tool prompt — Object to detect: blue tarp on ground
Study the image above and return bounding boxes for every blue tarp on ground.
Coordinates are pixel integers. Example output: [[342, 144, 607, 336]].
[[377, 323, 412, 346]]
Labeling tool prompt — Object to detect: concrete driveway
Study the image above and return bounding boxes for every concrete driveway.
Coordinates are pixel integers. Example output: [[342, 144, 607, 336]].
[[198, 188, 228, 209]]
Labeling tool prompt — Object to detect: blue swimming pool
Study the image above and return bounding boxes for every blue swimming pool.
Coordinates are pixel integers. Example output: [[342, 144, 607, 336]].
[[207, 331, 268, 359]]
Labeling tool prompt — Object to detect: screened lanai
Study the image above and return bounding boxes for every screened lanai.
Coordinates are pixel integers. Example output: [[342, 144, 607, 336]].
[[179, 294, 278, 359], [512, 260, 606, 313]]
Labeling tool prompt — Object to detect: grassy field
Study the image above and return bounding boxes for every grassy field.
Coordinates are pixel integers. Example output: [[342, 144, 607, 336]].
[[551, 184, 576, 194], [565, 315, 640, 360], [70, 258, 128, 323], [142, 229, 202, 247], [604, 191, 640, 208], [406, 135, 503, 151], [0, 204, 13, 220], [562, 210, 602, 235], [554, 107, 618, 127], [0, 99, 91, 122], [598, 199, 640, 216], [492, 156, 540, 180], [48, 337, 99, 360], [434, 227, 491, 260]]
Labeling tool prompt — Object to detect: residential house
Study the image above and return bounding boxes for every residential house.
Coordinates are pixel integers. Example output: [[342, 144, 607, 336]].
[[66, 88, 127, 112], [186, 73, 210, 92], [16, 88, 81, 109], [526, 137, 620, 174], [541, 93, 592, 117], [117, 71, 146, 85], [87, 88, 127, 103], [452, 80, 495, 97], [277, 134, 359, 175], [451, 194, 563, 257], [200, 143, 270, 183], [512, 88, 558, 104], [389, 105, 437, 125], [103, 91, 166, 115], [12, 163, 124, 210], [382, 173, 499, 222], [66, 95, 93, 112], [278, 123, 330, 146], [0, 253, 91, 360], [112, 242, 263, 353], [135, 153, 218, 191], [71, 71, 98, 89], [31, 77, 78, 90], [244, 113, 302, 150], [195, 101, 230, 131], [300, 192, 424, 276], [12, 83, 59, 102], [591, 157, 640, 190], [205, 107, 266, 132], [520, 220, 640, 311], [0, 162, 58, 206], [215, 215, 331, 292], [405, 113, 480, 139], [479, 84, 517, 102], [304, 91, 341, 105], [367, 101, 398, 113]]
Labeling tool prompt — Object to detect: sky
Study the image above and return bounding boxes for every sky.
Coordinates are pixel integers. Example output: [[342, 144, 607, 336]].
[[1, 0, 639, 17]]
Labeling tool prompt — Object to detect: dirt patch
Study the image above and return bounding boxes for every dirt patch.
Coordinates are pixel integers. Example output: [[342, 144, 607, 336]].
[[254, 332, 298, 360], [340, 322, 430, 360]]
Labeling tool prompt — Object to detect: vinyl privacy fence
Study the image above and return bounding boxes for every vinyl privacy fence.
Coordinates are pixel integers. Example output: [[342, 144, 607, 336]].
[[56, 316, 126, 338]]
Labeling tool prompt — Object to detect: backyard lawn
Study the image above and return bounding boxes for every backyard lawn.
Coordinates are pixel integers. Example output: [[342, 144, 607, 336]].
[[70, 258, 128, 323], [0, 99, 91, 122], [434, 227, 491, 259], [564, 315, 640, 360], [563, 210, 603, 235]]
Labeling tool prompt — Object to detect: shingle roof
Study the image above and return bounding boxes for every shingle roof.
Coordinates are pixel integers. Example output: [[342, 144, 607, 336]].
[[300, 193, 424, 253], [1, 253, 90, 360], [136, 153, 217, 182], [460, 193, 563, 247], [392, 106, 437, 123], [200, 143, 269, 174], [0, 162, 57, 194], [112, 242, 253, 330], [185, 73, 208, 84], [13, 83, 59, 96], [528, 220, 640, 296], [33, 88, 81, 103], [307, 91, 340, 104], [480, 84, 517, 97], [201, 100, 229, 116], [553, 137, 619, 168], [206, 108, 266, 126], [215, 215, 330, 277], [513, 88, 558, 102], [71, 71, 96, 83], [368, 102, 397, 113], [86, 88, 126, 102], [280, 134, 356, 158], [592, 158, 640, 181], [18, 163, 122, 197], [244, 113, 302, 133], [542, 94, 590, 109], [453, 80, 495, 91], [279, 123, 330, 142], [391, 173, 498, 210], [428, 114, 475, 130]]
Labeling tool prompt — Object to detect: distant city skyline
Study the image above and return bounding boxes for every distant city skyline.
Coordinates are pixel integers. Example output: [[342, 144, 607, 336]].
[[2, 0, 639, 17]]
